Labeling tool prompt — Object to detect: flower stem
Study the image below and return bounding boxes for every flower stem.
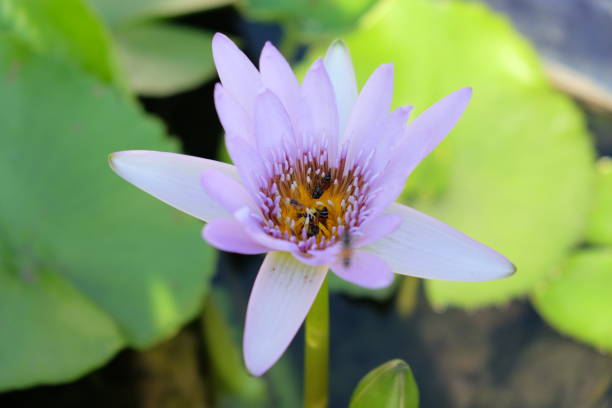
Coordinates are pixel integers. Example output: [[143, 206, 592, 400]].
[[304, 277, 329, 408]]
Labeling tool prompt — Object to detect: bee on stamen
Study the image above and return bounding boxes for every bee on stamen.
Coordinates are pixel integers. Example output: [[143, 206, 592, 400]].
[[340, 230, 353, 267], [311, 171, 332, 199], [289, 198, 304, 209], [307, 224, 320, 237], [317, 206, 328, 219], [322, 172, 331, 184]]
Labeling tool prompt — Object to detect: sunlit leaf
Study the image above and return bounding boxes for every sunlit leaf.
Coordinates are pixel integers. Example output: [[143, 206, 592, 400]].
[[586, 158, 612, 245], [241, 0, 378, 40], [0, 0, 118, 82], [87, 0, 234, 25], [0, 36, 216, 389], [349, 359, 419, 408], [201, 291, 266, 402], [532, 249, 612, 352], [0, 261, 123, 391], [309, 0, 594, 308], [113, 22, 215, 97]]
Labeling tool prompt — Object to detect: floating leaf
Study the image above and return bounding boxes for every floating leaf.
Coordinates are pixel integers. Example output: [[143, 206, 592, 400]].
[[532, 249, 612, 352], [349, 359, 419, 408], [201, 291, 266, 402], [113, 22, 215, 97], [87, 0, 234, 25], [586, 158, 612, 245], [0, 0, 118, 82], [241, 0, 378, 40], [309, 0, 594, 308], [0, 260, 123, 391], [0, 37, 215, 390]]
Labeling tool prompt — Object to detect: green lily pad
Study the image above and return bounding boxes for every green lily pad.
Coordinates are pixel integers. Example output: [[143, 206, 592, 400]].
[[241, 0, 378, 40], [532, 248, 612, 352], [0, 256, 123, 391], [321, 0, 594, 308], [0, 0, 118, 83], [87, 0, 235, 25], [0, 36, 215, 390], [586, 158, 612, 245], [349, 359, 419, 408], [113, 22, 215, 97]]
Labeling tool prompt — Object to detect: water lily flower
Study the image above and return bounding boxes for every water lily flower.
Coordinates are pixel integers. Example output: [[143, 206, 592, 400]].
[[109, 33, 515, 376]]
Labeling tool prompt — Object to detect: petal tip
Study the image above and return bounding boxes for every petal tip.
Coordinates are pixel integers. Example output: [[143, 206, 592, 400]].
[[504, 260, 518, 278], [212, 32, 230, 46], [329, 38, 348, 50], [108, 150, 141, 172], [486, 253, 517, 281], [108, 152, 118, 169], [261, 40, 276, 54]]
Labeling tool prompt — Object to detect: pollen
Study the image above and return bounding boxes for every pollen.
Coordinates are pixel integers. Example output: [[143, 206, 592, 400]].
[[256, 148, 373, 252]]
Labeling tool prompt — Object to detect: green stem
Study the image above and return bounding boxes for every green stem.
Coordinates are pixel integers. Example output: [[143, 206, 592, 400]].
[[304, 277, 329, 408]]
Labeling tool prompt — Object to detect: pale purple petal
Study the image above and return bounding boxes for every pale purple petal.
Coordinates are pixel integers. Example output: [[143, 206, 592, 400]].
[[324, 40, 358, 135], [259, 42, 301, 125], [224, 133, 265, 196], [363, 203, 516, 281], [353, 213, 403, 248], [301, 58, 339, 159], [202, 218, 270, 254], [369, 105, 412, 175], [254, 90, 296, 159], [291, 243, 341, 266], [234, 207, 294, 253], [399, 87, 472, 175], [212, 33, 262, 114], [214, 83, 253, 142], [109, 150, 237, 222], [331, 250, 394, 289], [343, 63, 394, 150], [369, 87, 472, 214], [244, 252, 327, 376], [200, 168, 258, 214]]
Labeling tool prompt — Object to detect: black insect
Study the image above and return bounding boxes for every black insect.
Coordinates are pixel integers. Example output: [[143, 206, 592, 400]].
[[307, 224, 320, 237], [317, 207, 328, 219], [341, 230, 353, 267], [297, 213, 314, 223], [311, 172, 332, 199], [322, 172, 331, 184], [311, 185, 324, 199]]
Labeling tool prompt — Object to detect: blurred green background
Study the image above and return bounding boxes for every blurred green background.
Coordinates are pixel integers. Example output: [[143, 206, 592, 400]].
[[0, 0, 610, 407]]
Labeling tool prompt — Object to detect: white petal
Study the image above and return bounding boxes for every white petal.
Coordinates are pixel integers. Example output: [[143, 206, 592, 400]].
[[259, 41, 301, 126], [331, 250, 394, 289], [364, 203, 516, 281], [301, 58, 339, 159], [212, 33, 262, 115], [214, 83, 253, 143], [109, 150, 238, 222], [200, 168, 258, 214], [243, 252, 327, 376], [343, 63, 393, 149], [324, 40, 357, 136], [254, 90, 295, 159]]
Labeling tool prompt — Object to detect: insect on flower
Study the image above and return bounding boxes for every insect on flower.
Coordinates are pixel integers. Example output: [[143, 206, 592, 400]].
[[109, 33, 516, 376]]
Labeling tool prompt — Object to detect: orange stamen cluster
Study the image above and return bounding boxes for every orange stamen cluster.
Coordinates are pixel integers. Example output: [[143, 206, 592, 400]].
[[257, 148, 372, 252]]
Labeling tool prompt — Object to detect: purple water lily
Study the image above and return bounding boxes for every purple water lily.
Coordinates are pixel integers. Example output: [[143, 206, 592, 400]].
[[110, 33, 515, 376]]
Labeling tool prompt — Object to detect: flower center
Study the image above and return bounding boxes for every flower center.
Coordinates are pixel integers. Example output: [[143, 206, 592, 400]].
[[258, 148, 372, 252]]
